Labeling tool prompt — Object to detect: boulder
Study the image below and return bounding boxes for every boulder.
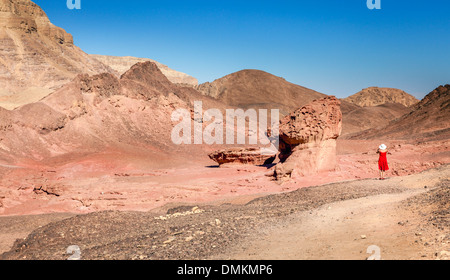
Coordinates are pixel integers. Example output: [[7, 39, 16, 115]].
[[274, 96, 342, 181], [209, 148, 276, 166]]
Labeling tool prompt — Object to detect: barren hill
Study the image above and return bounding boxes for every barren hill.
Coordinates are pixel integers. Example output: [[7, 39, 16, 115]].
[[196, 70, 326, 115], [90, 54, 198, 87], [344, 87, 419, 107], [0, 61, 225, 168], [0, 0, 116, 109], [353, 85, 450, 140], [340, 101, 412, 138]]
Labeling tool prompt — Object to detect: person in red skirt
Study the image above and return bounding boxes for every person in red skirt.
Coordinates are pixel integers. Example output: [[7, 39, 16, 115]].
[[377, 144, 389, 180]]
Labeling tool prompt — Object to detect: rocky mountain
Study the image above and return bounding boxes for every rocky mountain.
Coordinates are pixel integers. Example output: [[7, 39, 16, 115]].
[[196, 70, 326, 116], [353, 85, 450, 140], [0, 0, 331, 169], [340, 101, 412, 138], [0, 0, 117, 109], [0, 61, 224, 168], [90, 54, 198, 86], [344, 87, 419, 107]]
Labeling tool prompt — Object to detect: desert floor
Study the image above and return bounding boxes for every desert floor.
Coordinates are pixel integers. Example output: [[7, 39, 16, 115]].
[[0, 139, 448, 260]]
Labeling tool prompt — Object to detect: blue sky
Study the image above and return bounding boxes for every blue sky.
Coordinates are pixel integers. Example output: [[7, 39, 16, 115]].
[[33, 0, 450, 99]]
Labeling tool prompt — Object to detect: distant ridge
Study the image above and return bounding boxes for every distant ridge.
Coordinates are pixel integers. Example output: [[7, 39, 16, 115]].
[[352, 85, 450, 140], [340, 101, 412, 138], [90, 54, 199, 87], [344, 87, 419, 107]]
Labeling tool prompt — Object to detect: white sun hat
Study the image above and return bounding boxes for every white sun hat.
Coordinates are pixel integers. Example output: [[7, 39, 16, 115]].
[[379, 144, 387, 150]]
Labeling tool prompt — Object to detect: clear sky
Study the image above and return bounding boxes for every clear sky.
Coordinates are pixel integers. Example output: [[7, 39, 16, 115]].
[[33, 0, 450, 99]]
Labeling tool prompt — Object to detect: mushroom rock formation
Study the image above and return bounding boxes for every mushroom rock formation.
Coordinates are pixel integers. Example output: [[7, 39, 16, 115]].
[[209, 148, 276, 167], [274, 96, 342, 181]]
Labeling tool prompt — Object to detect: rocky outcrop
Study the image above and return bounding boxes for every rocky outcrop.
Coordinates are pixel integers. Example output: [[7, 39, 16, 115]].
[[90, 54, 198, 87], [207, 96, 343, 174], [209, 148, 276, 166], [0, 0, 116, 109], [0, 61, 226, 165], [344, 87, 419, 107], [274, 96, 342, 181]]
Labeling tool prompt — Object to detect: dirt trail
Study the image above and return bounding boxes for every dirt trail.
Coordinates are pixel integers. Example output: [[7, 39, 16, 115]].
[[220, 191, 425, 260], [212, 165, 449, 260]]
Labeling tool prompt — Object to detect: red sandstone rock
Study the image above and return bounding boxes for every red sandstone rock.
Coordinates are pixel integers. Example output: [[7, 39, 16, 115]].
[[274, 96, 343, 181], [209, 148, 276, 166]]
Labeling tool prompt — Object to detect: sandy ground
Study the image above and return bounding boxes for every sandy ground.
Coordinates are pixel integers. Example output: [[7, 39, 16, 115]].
[[0, 139, 448, 217], [0, 165, 448, 260], [212, 166, 449, 260], [0, 139, 448, 259], [219, 192, 427, 260], [0, 88, 53, 110]]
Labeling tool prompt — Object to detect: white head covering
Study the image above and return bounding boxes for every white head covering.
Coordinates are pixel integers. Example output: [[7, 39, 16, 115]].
[[379, 144, 387, 150]]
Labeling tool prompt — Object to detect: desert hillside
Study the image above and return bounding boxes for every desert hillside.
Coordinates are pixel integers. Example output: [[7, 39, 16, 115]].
[[196, 70, 326, 115], [0, 0, 198, 110], [354, 85, 450, 140], [340, 101, 412, 138], [90, 54, 198, 86], [0, 0, 116, 109], [344, 87, 419, 107], [0, 61, 226, 169]]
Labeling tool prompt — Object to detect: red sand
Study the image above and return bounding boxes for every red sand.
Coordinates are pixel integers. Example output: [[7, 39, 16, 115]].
[[0, 139, 448, 216]]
